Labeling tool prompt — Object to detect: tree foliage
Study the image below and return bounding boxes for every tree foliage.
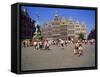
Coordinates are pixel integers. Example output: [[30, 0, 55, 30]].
[[79, 33, 84, 40]]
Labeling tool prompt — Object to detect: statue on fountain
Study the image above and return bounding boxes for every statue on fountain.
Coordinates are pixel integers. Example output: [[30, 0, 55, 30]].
[[33, 14, 42, 41]]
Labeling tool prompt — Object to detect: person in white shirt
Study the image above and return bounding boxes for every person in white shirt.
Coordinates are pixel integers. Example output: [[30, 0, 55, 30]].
[[74, 42, 79, 54]]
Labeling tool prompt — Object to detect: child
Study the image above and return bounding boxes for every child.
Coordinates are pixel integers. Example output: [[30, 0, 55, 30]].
[[78, 43, 83, 56]]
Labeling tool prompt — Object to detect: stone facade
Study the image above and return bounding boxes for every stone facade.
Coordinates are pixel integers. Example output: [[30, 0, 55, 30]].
[[41, 14, 86, 40]]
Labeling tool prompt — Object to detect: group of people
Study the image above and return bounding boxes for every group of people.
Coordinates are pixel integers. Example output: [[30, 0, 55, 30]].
[[33, 40, 51, 50], [30, 38, 70, 50], [73, 39, 95, 56], [33, 39, 67, 50], [22, 38, 95, 56], [74, 42, 83, 56]]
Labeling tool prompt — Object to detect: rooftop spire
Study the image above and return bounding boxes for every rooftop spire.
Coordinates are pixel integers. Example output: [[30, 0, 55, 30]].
[[23, 8, 29, 16], [54, 10, 59, 21], [55, 10, 58, 17], [76, 19, 79, 24], [69, 16, 72, 21], [81, 21, 85, 25], [23, 8, 28, 13]]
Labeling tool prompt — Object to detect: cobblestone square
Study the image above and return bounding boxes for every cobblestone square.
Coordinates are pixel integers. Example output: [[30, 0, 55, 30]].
[[21, 44, 95, 71]]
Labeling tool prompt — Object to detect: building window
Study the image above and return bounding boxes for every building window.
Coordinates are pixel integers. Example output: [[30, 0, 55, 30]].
[[76, 28, 80, 31], [76, 25, 79, 27], [68, 30, 74, 34]]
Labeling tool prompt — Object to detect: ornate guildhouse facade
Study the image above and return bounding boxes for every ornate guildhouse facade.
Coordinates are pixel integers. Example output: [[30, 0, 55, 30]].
[[74, 20, 86, 39], [60, 17, 68, 40], [67, 17, 75, 40], [41, 13, 86, 40], [41, 14, 62, 40]]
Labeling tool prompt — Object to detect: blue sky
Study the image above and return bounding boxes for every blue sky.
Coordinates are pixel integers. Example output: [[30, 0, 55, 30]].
[[21, 6, 95, 33]]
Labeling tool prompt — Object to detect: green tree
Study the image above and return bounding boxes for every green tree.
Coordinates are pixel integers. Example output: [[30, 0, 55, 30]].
[[79, 33, 84, 40], [33, 30, 42, 41]]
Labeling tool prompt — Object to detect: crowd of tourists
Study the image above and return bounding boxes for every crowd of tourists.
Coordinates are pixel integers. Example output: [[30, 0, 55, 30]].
[[21, 38, 95, 56]]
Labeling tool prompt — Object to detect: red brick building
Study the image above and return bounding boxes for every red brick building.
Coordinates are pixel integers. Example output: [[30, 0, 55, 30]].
[[21, 9, 36, 41]]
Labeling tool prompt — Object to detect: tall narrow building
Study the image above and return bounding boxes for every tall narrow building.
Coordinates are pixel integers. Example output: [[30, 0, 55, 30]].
[[21, 8, 36, 41]]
